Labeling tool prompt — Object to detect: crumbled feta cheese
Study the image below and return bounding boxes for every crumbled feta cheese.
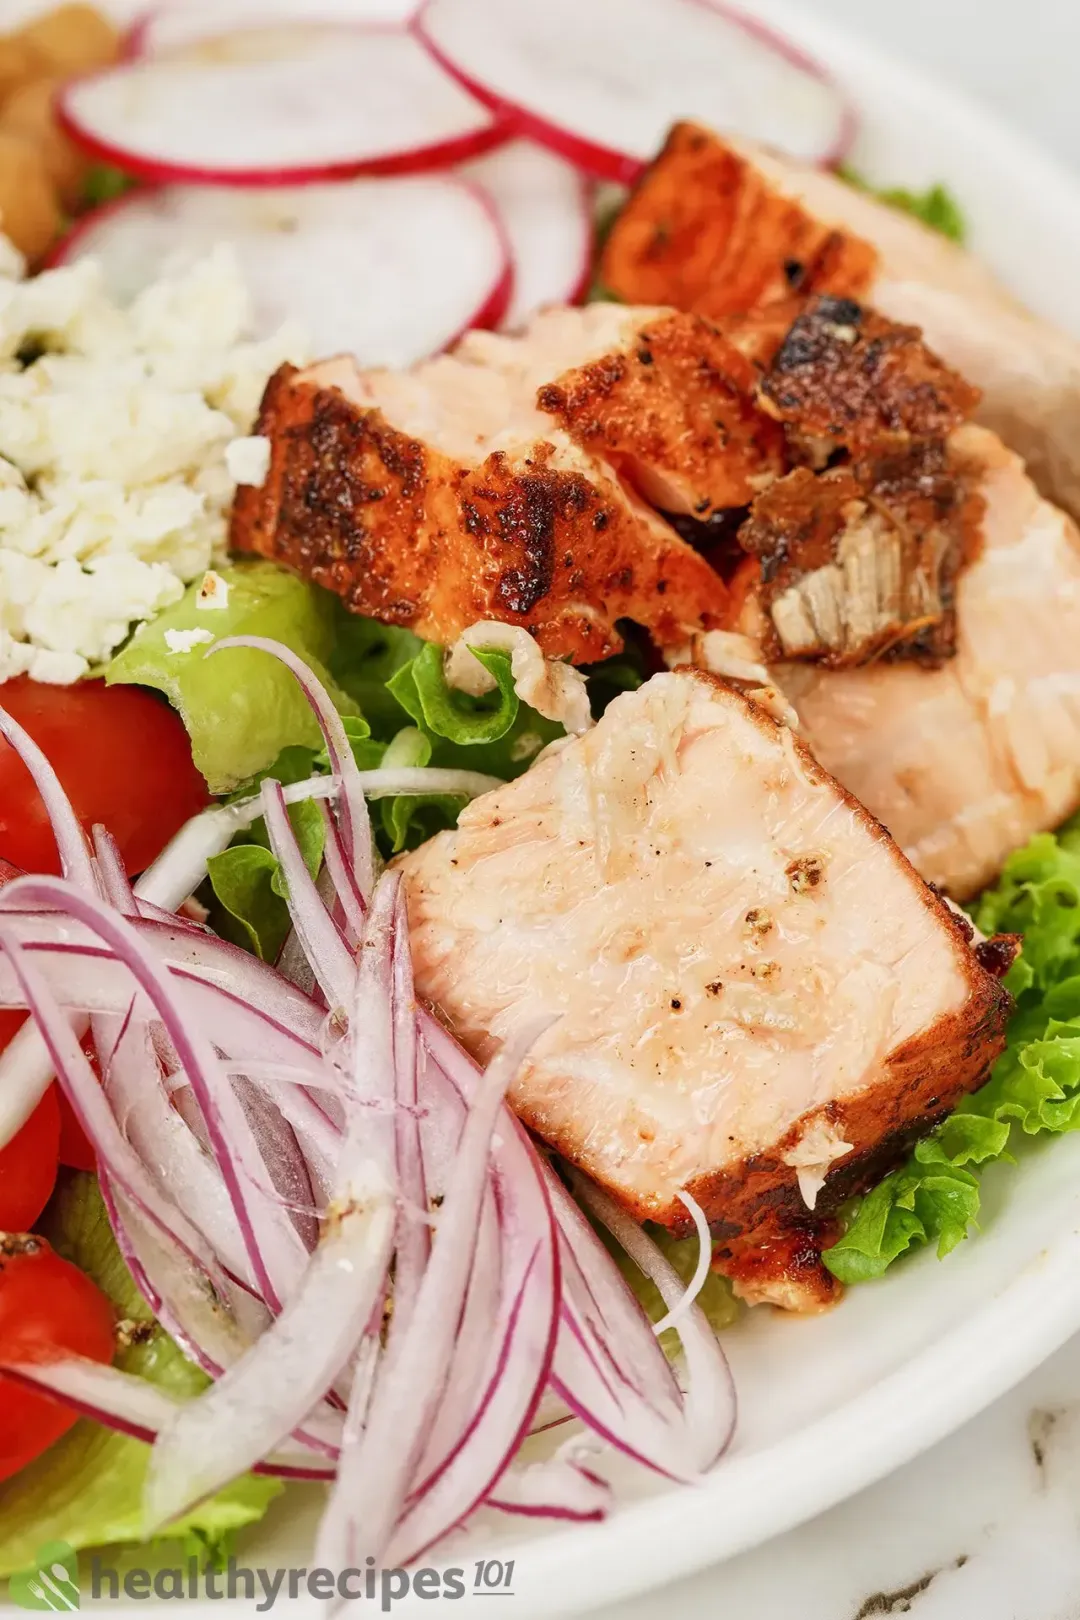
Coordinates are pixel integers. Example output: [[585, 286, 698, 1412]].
[[225, 434, 271, 488], [28, 648, 89, 685], [197, 569, 231, 611], [782, 1120, 853, 1211], [164, 627, 215, 654], [0, 239, 311, 684]]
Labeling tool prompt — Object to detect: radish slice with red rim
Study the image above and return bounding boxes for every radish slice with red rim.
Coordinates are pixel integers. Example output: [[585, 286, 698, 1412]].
[[130, 1, 420, 58], [55, 176, 512, 367], [418, 0, 856, 181], [461, 141, 593, 329], [59, 24, 508, 186]]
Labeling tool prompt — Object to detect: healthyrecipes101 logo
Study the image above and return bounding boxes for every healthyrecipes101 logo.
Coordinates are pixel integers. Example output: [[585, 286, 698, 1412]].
[[10, 1544, 520, 1609], [10, 1543, 80, 1610]]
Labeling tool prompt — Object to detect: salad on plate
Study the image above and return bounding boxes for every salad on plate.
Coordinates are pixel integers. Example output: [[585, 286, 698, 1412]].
[[1, 0, 1080, 1591]]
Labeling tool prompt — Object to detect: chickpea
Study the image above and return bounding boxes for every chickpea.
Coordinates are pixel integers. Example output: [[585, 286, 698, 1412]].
[[0, 132, 61, 262], [0, 36, 45, 106], [14, 5, 120, 79], [1, 76, 87, 208]]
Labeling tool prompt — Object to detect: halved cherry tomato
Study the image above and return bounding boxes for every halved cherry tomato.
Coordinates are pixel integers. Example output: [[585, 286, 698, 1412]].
[[56, 1086, 96, 1174], [0, 1086, 60, 1233], [0, 1234, 115, 1482], [0, 1008, 62, 1226], [0, 678, 209, 876]]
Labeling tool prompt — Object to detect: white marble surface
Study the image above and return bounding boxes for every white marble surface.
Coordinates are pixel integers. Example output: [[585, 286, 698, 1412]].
[[590, 5, 1080, 1618]]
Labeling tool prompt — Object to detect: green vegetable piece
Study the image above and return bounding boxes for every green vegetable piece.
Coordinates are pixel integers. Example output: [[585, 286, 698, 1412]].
[[81, 165, 137, 208], [107, 561, 356, 794], [601, 1221, 740, 1352], [389, 642, 519, 746], [329, 611, 423, 739], [838, 167, 967, 244], [824, 813, 1080, 1283], [208, 795, 325, 961], [388, 641, 563, 778]]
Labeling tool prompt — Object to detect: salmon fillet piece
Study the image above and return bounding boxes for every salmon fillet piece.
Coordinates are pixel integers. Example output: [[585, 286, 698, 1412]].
[[231, 353, 731, 664], [778, 424, 1080, 898], [602, 122, 1080, 521], [707, 294, 987, 667], [400, 668, 1010, 1310], [458, 303, 785, 516]]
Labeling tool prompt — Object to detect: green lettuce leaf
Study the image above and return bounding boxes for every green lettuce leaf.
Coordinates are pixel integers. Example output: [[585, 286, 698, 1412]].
[[838, 167, 967, 243], [0, 1175, 280, 1577], [207, 795, 325, 961], [824, 816, 1080, 1284], [328, 612, 423, 740], [604, 1224, 740, 1354], [107, 561, 356, 794], [81, 165, 137, 209], [388, 641, 563, 777]]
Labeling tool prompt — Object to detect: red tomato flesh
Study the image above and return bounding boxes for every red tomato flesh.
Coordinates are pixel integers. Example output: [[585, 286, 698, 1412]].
[[0, 1235, 115, 1482], [0, 1085, 60, 1233], [0, 678, 208, 876]]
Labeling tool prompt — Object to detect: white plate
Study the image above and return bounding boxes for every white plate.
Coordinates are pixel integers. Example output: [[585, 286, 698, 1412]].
[[10, 3, 1080, 1616]]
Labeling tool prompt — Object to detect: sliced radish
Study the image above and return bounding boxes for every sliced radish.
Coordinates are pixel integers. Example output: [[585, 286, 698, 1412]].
[[461, 141, 593, 331], [59, 24, 507, 186], [55, 178, 512, 367], [130, 0, 419, 58], [418, 0, 856, 182]]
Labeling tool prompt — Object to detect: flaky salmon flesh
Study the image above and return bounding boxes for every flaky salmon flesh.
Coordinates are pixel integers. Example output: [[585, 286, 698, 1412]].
[[782, 424, 1080, 899], [601, 122, 1080, 523], [401, 668, 1010, 1311]]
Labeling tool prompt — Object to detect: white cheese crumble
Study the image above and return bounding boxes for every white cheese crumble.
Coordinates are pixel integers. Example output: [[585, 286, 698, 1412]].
[[445, 621, 594, 736], [225, 434, 272, 488], [196, 568, 231, 611], [164, 627, 215, 655], [0, 243, 309, 684], [781, 1120, 854, 1211]]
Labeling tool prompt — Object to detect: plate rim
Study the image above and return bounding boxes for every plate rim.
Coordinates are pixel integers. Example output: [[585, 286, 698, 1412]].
[[9, 4, 1080, 1616]]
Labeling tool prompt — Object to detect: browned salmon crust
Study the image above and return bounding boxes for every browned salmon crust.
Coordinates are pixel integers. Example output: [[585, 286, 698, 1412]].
[[752, 296, 981, 460], [401, 668, 1012, 1310], [534, 309, 786, 515], [600, 121, 878, 317], [603, 120, 1080, 527], [701, 906, 1012, 1308], [231, 362, 731, 664]]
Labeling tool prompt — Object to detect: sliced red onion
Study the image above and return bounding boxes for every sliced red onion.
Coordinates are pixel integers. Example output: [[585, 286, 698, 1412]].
[[651, 1189, 711, 1337], [572, 1175, 737, 1472], [2, 1355, 181, 1445], [390, 1110, 560, 1565], [387, 884, 428, 1341], [102, 1177, 265, 1380], [260, 778, 354, 1011], [488, 1455, 612, 1521], [2, 1356, 339, 1481], [0, 702, 95, 890], [315, 1019, 549, 1571], [142, 882, 401, 1531], [355, 766, 504, 798], [0, 912, 326, 1064], [2, 878, 311, 1313], [0, 927, 235, 1304], [91, 824, 137, 912], [134, 785, 329, 913]]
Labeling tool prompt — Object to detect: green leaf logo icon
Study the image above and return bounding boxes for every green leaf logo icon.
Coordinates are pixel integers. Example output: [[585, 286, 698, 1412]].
[[9, 1542, 80, 1611]]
